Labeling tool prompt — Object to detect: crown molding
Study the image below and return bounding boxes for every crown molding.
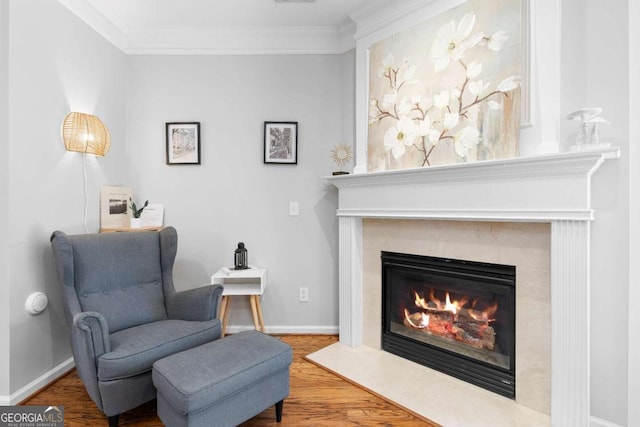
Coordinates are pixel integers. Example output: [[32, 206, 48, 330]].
[[58, 0, 128, 51], [58, 0, 358, 55], [126, 26, 352, 55]]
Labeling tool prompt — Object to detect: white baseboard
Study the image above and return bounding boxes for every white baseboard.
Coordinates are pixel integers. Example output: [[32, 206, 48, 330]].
[[225, 324, 339, 335], [591, 416, 623, 427], [0, 357, 75, 406]]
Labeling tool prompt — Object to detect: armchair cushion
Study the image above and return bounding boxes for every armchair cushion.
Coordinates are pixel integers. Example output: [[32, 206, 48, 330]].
[[70, 232, 169, 333], [80, 280, 168, 334], [98, 319, 221, 381]]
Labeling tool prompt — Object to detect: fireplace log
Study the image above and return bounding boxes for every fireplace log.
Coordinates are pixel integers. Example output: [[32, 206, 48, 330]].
[[404, 311, 496, 350], [452, 324, 495, 350], [419, 307, 455, 322]]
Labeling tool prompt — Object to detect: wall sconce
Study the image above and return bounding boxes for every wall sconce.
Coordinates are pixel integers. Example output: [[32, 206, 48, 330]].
[[61, 112, 111, 156]]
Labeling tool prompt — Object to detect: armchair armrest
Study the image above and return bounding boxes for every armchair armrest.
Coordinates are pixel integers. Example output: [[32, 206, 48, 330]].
[[71, 312, 111, 408], [73, 311, 111, 358], [166, 284, 224, 321]]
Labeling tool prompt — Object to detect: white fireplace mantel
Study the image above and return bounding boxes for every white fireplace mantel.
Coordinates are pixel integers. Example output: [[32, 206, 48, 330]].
[[325, 147, 620, 427], [328, 148, 620, 222]]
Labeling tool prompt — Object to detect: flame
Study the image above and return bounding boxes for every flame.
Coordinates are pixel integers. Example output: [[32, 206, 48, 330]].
[[414, 292, 429, 309], [468, 301, 498, 322], [404, 308, 429, 328], [415, 290, 468, 315], [444, 292, 469, 315], [411, 289, 496, 321]]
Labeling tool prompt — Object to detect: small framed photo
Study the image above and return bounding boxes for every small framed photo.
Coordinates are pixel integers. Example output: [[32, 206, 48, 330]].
[[166, 122, 201, 165], [264, 121, 298, 164], [100, 186, 132, 229]]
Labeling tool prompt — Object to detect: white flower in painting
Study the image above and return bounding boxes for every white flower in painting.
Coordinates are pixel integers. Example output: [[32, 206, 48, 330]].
[[382, 91, 398, 108], [430, 13, 477, 71], [397, 96, 413, 117], [433, 90, 450, 109], [451, 87, 462, 100], [454, 125, 480, 158], [487, 100, 503, 110], [464, 31, 485, 51], [443, 112, 460, 129], [417, 117, 441, 144], [487, 31, 509, 51], [497, 75, 521, 92], [427, 129, 441, 145], [377, 54, 395, 78], [397, 63, 417, 85], [468, 80, 490, 97], [384, 117, 418, 159], [466, 61, 483, 79]]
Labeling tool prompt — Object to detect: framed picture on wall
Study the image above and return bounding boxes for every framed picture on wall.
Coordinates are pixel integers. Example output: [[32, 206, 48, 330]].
[[166, 122, 201, 165], [264, 121, 298, 164]]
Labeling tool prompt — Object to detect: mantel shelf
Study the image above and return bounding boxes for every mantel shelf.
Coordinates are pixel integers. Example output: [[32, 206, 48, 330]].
[[324, 147, 620, 188], [324, 147, 620, 223]]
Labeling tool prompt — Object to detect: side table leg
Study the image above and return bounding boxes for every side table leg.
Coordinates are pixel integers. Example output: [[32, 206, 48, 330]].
[[249, 295, 261, 332], [255, 296, 266, 333], [220, 296, 231, 337]]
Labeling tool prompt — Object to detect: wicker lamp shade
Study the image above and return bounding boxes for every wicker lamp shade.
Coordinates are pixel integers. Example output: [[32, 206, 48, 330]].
[[62, 112, 111, 156]]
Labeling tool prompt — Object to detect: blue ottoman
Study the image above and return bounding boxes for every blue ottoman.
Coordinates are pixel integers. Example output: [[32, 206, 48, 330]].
[[152, 330, 292, 427]]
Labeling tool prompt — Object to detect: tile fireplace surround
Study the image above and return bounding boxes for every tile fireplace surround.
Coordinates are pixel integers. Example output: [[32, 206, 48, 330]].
[[312, 148, 620, 427]]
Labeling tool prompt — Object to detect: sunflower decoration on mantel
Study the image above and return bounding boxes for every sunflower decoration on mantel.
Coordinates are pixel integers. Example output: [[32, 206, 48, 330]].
[[330, 143, 353, 175]]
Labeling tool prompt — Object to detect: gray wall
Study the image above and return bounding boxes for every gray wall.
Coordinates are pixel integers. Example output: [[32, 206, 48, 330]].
[[6, 0, 128, 396], [2, 0, 352, 400], [587, 2, 630, 423], [126, 53, 350, 331]]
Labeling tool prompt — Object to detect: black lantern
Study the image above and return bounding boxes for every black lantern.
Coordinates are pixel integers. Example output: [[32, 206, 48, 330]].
[[234, 242, 248, 270]]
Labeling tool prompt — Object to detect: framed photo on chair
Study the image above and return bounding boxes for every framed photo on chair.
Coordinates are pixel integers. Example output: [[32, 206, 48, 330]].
[[166, 122, 201, 165], [264, 122, 297, 164]]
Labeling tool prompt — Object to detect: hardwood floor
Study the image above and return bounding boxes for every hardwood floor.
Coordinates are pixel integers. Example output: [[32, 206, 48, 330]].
[[23, 335, 438, 426]]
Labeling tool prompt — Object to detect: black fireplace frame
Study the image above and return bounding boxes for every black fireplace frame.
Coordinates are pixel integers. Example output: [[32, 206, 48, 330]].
[[381, 251, 516, 398]]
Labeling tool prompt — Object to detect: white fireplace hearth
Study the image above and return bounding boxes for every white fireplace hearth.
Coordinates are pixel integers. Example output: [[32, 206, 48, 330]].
[[313, 149, 620, 427]]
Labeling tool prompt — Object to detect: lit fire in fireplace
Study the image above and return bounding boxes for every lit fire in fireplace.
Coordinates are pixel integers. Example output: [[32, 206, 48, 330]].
[[403, 291, 498, 350]]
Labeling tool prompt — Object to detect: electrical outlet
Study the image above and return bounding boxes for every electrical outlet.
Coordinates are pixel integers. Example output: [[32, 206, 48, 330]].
[[289, 201, 299, 216], [299, 287, 309, 302]]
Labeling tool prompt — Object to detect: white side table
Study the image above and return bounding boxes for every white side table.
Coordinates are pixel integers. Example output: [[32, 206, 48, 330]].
[[211, 267, 267, 336]]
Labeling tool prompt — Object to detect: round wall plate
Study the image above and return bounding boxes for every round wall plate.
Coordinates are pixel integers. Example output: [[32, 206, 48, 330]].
[[25, 292, 48, 315]]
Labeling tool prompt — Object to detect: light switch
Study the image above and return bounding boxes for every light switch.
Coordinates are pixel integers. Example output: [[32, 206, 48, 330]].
[[289, 201, 299, 216]]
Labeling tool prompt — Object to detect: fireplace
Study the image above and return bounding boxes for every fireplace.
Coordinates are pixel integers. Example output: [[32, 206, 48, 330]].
[[381, 251, 516, 398], [320, 148, 618, 425]]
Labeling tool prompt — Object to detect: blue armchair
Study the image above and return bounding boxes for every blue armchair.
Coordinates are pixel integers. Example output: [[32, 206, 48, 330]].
[[50, 227, 223, 427]]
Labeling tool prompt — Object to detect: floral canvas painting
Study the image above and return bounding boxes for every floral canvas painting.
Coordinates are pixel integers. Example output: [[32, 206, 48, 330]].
[[368, 0, 522, 172]]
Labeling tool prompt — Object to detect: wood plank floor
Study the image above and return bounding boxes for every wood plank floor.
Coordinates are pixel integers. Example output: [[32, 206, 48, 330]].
[[23, 335, 438, 426]]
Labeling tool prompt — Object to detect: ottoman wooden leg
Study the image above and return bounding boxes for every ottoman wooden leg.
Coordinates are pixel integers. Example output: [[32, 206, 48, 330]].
[[108, 415, 119, 427], [275, 399, 284, 422]]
